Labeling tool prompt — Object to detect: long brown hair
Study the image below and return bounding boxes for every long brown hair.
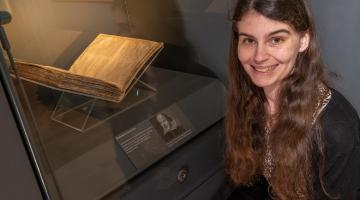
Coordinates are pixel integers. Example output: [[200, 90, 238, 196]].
[[225, 0, 328, 199]]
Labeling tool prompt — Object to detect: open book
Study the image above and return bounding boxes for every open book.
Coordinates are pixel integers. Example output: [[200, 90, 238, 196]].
[[15, 34, 164, 103]]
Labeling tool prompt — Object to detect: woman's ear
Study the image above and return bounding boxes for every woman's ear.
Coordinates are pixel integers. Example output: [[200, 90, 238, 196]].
[[299, 31, 310, 52]]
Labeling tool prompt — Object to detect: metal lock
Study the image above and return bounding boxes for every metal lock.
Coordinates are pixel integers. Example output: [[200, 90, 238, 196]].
[[177, 166, 189, 183]]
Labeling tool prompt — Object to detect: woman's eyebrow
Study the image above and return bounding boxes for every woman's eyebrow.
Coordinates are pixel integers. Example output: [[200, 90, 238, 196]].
[[238, 29, 291, 38], [268, 29, 291, 36], [238, 32, 254, 38]]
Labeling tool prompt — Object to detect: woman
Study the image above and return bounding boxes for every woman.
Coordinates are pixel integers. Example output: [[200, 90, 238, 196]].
[[225, 0, 360, 199]]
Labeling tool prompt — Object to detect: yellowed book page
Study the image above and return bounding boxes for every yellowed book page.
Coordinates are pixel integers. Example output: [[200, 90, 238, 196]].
[[15, 61, 122, 102], [69, 34, 163, 93]]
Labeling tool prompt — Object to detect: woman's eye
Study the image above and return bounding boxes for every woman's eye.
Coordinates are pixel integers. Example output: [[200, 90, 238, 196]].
[[241, 38, 256, 45], [270, 37, 283, 45]]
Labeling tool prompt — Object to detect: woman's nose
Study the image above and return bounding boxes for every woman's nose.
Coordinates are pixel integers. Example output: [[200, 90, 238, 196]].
[[254, 44, 269, 63]]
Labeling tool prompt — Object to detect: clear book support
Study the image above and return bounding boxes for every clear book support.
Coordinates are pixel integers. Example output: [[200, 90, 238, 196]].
[[49, 46, 162, 133], [51, 80, 156, 132], [50, 45, 162, 132]]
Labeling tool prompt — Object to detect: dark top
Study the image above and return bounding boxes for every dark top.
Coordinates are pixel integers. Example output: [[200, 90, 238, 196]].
[[224, 89, 360, 200], [315, 89, 360, 199]]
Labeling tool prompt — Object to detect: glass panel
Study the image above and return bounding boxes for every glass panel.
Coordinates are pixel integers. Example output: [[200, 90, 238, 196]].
[[1, 0, 230, 199]]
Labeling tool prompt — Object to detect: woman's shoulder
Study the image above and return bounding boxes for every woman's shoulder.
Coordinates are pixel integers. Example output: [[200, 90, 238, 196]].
[[318, 88, 360, 200], [319, 88, 360, 152], [321, 88, 360, 128], [319, 88, 360, 150]]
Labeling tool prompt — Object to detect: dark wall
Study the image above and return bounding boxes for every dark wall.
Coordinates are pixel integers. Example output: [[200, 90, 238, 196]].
[[4, 0, 230, 83], [310, 0, 360, 114], [0, 80, 43, 199]]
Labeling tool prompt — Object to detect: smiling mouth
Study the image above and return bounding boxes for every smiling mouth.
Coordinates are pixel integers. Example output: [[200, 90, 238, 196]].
[[251, 64, 278, 73]]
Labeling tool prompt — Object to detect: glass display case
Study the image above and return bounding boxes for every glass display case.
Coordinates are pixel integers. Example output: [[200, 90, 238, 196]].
[[0, 0, 231, 199]]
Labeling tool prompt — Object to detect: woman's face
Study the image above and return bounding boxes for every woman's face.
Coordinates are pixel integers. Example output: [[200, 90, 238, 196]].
[[236, 10, 309, 93]]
